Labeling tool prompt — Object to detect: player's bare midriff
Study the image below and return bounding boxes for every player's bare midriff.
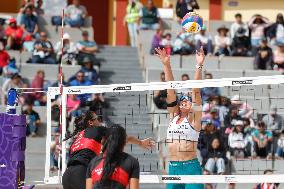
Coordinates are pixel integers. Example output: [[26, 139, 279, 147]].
[[167, 139, 198, 161]]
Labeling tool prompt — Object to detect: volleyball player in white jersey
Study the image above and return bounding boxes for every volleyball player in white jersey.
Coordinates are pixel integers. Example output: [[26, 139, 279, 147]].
[[155, 47, 205, 189]]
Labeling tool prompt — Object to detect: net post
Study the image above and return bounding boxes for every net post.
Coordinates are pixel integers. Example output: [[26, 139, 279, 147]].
[[61, 92, 67, 176], [44, 91, 52, 183]]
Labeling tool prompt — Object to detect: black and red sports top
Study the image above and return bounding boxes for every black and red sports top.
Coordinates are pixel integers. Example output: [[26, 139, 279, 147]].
[[86, 152, 140, 189], [67, 126, 107, 167]]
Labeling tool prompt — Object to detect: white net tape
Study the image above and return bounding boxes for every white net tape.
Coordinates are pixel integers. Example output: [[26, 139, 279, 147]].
[[44, 75, 284, 184]]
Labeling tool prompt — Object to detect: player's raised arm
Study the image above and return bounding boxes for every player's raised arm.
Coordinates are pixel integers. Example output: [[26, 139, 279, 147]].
[[191, 46, 205, 131], [155, 48, 178, 116]]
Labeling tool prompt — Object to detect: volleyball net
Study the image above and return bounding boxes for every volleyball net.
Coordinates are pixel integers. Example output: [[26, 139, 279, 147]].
[[44, 74, 284, 185]]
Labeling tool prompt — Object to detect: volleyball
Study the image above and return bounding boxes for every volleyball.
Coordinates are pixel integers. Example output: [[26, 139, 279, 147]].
[[181, 12, 203, 33]]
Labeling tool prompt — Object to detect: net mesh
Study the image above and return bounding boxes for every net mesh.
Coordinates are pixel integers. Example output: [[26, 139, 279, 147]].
[[44, 76, 284, 185]]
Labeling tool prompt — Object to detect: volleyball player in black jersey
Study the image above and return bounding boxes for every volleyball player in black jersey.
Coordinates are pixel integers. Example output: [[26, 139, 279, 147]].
[[86, 124, 140, 189], [62, 111, 152, 189]]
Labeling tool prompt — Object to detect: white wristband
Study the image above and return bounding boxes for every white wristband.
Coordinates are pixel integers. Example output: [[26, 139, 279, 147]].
[[195, 64, 203, 70]]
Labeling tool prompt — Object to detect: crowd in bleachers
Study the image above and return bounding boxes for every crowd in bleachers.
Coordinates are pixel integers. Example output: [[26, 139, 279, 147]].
[[0, 0, 104, 142], [148, 12, 284, 70], [126, 0, 284, 71]]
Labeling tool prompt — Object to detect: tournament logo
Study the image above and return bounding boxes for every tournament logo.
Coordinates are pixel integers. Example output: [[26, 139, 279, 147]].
[[95, 168, 103, 175], [232, 80, 253, 85]]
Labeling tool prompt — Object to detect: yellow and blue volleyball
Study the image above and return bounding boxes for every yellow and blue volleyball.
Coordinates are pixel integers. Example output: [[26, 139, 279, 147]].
[[181, 12, 203, 33]]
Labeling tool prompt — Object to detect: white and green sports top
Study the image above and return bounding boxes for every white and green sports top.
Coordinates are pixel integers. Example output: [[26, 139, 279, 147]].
[[166, 115, 200, 142]]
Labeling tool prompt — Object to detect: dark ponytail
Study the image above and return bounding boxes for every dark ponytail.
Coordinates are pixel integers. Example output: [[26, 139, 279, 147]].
[[63, 111, 97, 141], [100, 124, 127, 183]]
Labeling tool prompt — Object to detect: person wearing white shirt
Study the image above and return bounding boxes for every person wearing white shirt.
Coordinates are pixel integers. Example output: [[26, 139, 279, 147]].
[[194, 25, 213, 55], [228, 120, 247, 158], [230, 13, 249, 39], [214, 25, 231, 56], [54, 33, 77, 65], [65, 0, 87, 27]]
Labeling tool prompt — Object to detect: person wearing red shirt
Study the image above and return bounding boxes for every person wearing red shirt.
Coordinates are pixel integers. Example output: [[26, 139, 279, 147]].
[[0, 42, 10, 75], [5, 18, 24, 50]]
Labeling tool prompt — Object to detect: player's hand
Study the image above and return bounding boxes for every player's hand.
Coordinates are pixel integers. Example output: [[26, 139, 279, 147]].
[[140, 138, 155, 150], [155, 47, 171, 66], [196, 46, 205, 66]]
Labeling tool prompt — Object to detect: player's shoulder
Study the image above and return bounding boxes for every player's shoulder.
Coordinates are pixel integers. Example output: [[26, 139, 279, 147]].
[[122, 152, 139, 164]]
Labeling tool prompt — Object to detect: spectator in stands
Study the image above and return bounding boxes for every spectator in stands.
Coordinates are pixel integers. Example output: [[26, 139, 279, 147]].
[[52, 73, 67, 87], [69, 71, 93, 101], [228, 120, 246, 158], [272, 41, 284, 70], [254, 37, 273, 70], [35, 0, 44, 15], [55, 33, 77, 65], [139, 0, 161, 30], [230, 13, 249, 39], [219, 96, 231, 124], [23, 34, 34, 52], [80, 56, 99, 84], [262, 106, 283, 134], [252, 121, 273, 158], [173, 30, 195, 55], [194, 25, 213, 55], [205, 184, 213, 189], [177, 73, 191, 97], [17, 0, 35, 24], [231, 95, 253, 119], [50, 133, 61, 171], [2, 58, 19, 78], [198, 120, 222, 165], [30, 70, 47, 105], [65, 0, 87, 27], [0, 23, 5, 42], [0, 42, 10, 75], [276, 129, 284, 158], [201, 73, 221, 103], [227, 183, 236, 189], [76, 30, 99, 66], [153, 72, 167, 109], [150, 29, 163, 54], [243, 117, 256, 156], [23, 100, 41, 137], [204, 138, 226, 175], [214, 25, 231, 56], [88, 94, 106, 121], [224, 106, 243, 133], [2, 73, 24, 97], [175, 0, 199, 20], [248, 14, 270, 53], [160, 33, 173, 55], [31, 32, 56, 64], [231, 27, 251, 56], [21, 5, 39, 38], [125, 0, 140, 47], [5, 18, 24, 50], [181, 73, 189, 81], [67, 94, 81, 117], [266, 13, 284, 45], [209, 108, 221, 129]]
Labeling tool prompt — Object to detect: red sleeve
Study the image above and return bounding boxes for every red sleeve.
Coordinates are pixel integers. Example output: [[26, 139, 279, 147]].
[[15, 27, 24, 39], [5, 27, 12, 36]]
